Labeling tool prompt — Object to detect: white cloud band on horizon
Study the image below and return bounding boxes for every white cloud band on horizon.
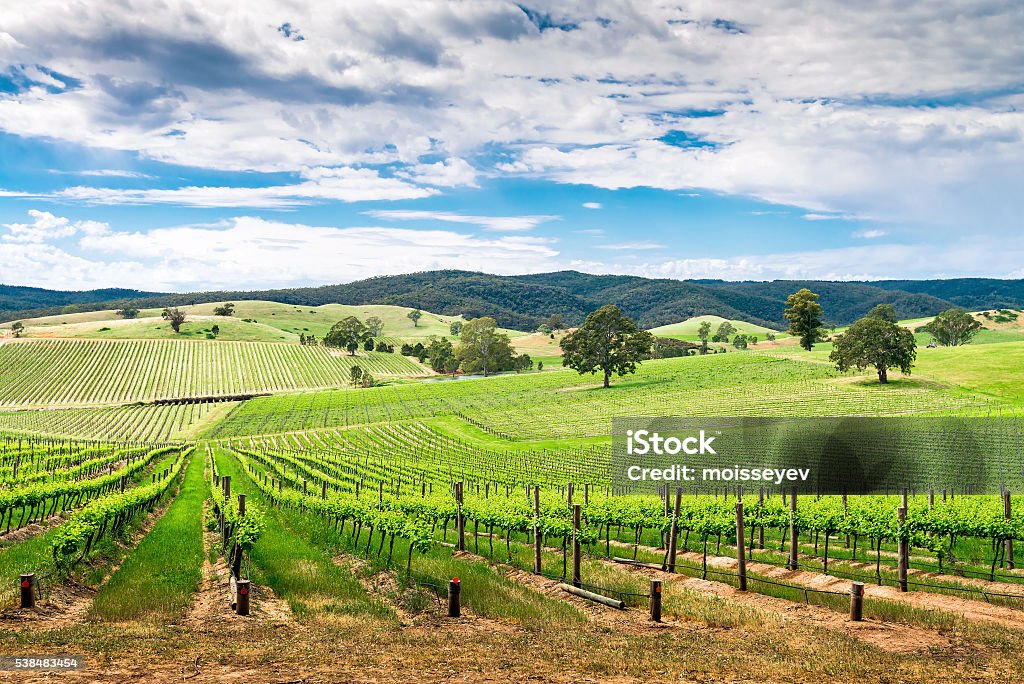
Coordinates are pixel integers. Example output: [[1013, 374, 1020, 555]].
[[3, 211, 1023, 293]]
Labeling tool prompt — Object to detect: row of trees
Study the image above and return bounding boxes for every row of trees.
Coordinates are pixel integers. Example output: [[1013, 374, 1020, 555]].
[[784, 288, 983, 384]]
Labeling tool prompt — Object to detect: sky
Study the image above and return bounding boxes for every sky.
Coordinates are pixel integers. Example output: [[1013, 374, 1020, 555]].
[[0, 1, 1022, 292]]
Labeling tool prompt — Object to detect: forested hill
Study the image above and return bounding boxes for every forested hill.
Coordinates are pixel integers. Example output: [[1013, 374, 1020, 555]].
[[0, 284, 164, 317], [3, 272, 1023, 331]]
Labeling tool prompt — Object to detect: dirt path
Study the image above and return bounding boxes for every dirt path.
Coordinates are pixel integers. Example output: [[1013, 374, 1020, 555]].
[[183, 505, 292, 631], [610, 536, 1024, 599], [601, 558, 949, 653], [676, 550, 1024, 631]]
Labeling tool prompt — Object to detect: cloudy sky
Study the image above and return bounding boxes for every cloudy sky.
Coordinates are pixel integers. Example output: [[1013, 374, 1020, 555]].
[[1, 1, 1022, 292]]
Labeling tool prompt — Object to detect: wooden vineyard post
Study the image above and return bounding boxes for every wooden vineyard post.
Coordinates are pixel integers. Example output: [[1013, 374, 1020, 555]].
[[735, 501, 747, 591], [649, 579, 662, 622], [850, 582, 864, 621], [788, 487, 798, 571], [19, 573, 34, 609], [842, 490, 849, 547], [447, 577, 461, 618], [897, 501, 908, 592], [235, 579, 250, 616], [757, 487, 765, 549], [231, 494, 246, 579], [322, 481, 328, 499], [571, 504, 582, 587], [456, 482, 465, 552], [667, 488, 682, 572], [1006, 491, 1015, 570], [533, 486, 542, 575]]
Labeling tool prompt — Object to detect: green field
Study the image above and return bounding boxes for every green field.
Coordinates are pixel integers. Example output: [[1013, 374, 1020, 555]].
[[2, 300, 1024, 684]]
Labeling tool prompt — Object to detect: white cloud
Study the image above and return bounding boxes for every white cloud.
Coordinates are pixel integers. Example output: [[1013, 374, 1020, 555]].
[[581, 202, 602, 209], [803, 213, 858, 221], [0, 0, 1019, 228], [63, 169, 156, 179], [4, 167, 436, 207], [398, 158, 479, 188], [365, 209, 558, 231], [852, 229, 888, 239], [0, 215, 561, 290], [2, 209, 109, 243], [2, 211, 1023, 291], [596, 241, 666, 250]]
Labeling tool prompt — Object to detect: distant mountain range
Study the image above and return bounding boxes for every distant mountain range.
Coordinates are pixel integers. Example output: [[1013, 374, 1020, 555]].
[[3, 272, 1024, 331]]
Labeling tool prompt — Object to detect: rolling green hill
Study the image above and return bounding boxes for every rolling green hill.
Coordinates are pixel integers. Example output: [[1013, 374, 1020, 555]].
[[6, 271, 1023, 332], [2, 301, 501, 343], [649, 315, 782, 341]]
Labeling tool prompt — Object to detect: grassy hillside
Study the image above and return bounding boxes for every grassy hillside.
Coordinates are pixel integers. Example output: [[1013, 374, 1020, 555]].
[[0, 338, 427, 408], [2, 300, 522, 342], [649, 315, 782, 341]]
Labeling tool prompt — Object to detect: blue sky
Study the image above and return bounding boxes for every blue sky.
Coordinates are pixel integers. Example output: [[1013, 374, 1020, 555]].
[[0, 1, 1022, 291]]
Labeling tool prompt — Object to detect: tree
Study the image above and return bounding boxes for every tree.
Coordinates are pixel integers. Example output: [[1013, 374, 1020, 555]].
[[560, 305, 654, 388], [211, 324, 220, 336], [213, 303, 235, 316], [324, 316, 368, 355], [866, 303, 897, 323], [513, 353, 534, 372], [545, 313, 566, 330], [164, 308, 186, 333], [449, 321, 463, 337], [350, 365, 364, 387], [456, 316, 515, 377], [732, 334, 748, 349], [407, 309, 423, 327], [537, 360, 544, 371], [116, 307, 140, 319], [10, 321, 24, 338], [712, 321, 737, 343], [924, 308, 982, 347], [784, 288, 824, 351], [426, 336, 456, 374], [697, 321, 712, 355], [441, 355, 460, 377], [364, 316, 384, 338], [765, 332, 776, 343], [363, 339, 375, 352], [830, 315, 916, 384]]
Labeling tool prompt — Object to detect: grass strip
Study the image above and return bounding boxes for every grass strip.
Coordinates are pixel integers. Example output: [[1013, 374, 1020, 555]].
[[90, 453, 205, 621]]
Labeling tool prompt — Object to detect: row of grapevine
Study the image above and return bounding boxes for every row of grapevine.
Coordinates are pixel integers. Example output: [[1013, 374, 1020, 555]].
[[0, 402, 224, 442], [0, 338, 426, 408], [50, 446, 192, 569]]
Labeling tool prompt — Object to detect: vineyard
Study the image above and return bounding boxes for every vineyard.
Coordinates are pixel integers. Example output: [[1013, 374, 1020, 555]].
[[0, 401, 230, 441], [0, 338, 427, 408], [207, 352, 981, 439], [1, 333, 1024, 683]]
